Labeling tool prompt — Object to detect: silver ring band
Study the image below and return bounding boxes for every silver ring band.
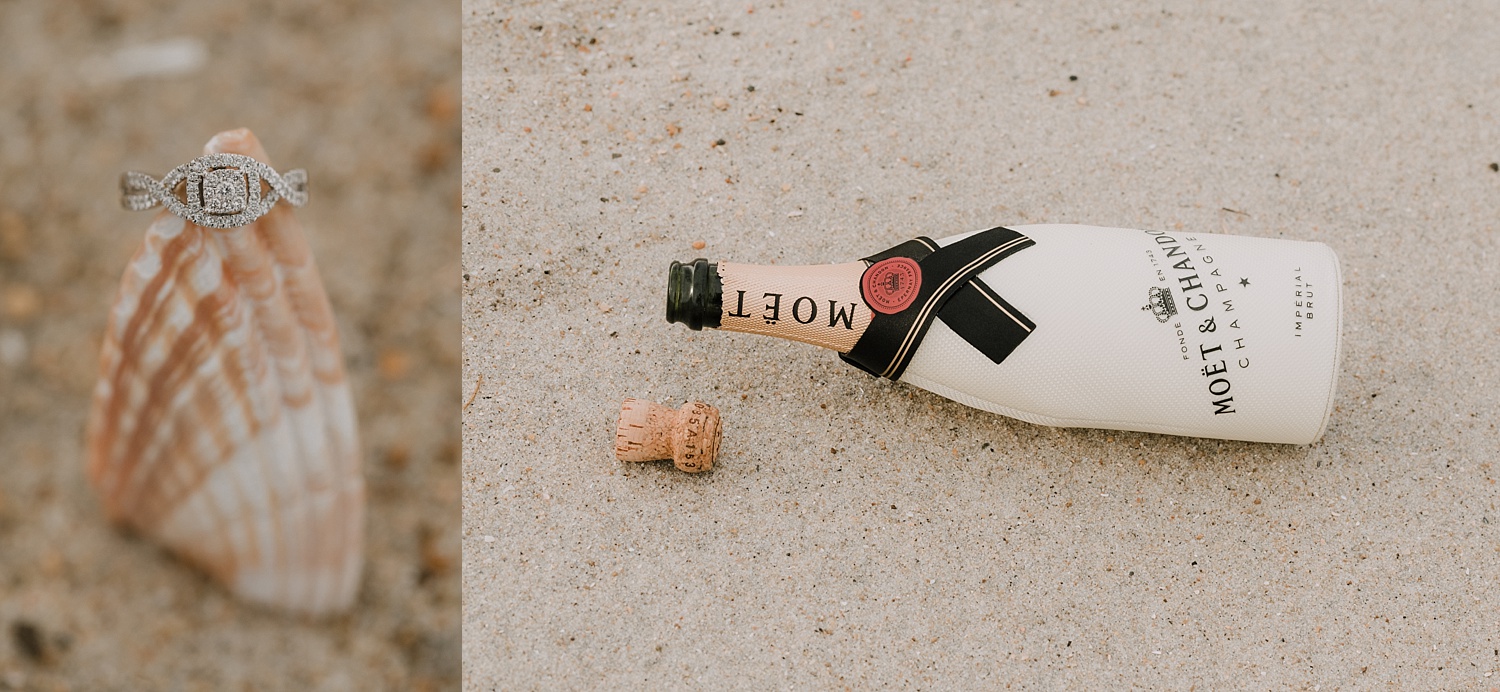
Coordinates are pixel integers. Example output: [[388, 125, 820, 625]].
[[121, 153, 307, 228]]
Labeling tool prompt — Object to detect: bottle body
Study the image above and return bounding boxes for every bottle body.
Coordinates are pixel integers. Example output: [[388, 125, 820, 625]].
[[671, 224, 1342, 445]]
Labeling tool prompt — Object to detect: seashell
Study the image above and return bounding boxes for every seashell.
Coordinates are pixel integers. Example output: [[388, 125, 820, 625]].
[[85, 129, 363, 616]]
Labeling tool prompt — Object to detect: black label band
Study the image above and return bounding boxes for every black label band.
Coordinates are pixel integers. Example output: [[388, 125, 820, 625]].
[[840, 227, 1035, 380]]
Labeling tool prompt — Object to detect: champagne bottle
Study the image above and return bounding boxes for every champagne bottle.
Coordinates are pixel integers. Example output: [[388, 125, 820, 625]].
[[666, 224, 1342, 444]]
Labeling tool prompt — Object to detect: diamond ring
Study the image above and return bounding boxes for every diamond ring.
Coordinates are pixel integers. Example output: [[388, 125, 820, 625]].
[[121, 153, 307, 228]]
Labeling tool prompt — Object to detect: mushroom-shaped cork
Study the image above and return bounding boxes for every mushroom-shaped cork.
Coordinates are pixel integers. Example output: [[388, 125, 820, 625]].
[[614, 398, 721, 472]]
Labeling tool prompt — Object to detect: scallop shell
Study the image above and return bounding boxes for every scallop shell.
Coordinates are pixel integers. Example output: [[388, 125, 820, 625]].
[[85, 129, 363, 616]]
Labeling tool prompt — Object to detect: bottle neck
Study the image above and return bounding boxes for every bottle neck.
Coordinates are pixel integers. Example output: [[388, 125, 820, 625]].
[[666, 259, 873, 353], [665, 259, 722, 330]]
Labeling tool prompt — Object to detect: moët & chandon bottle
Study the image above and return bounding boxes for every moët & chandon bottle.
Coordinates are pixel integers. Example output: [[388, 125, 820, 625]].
[[666, 224, 1342, 444]]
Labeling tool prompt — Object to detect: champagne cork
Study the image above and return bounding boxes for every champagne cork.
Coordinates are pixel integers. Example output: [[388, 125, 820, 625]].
[[614, 398, 721, 472]]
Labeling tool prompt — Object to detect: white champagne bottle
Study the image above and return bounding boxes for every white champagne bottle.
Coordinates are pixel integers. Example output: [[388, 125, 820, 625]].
[[666, 224, 1342, 444]]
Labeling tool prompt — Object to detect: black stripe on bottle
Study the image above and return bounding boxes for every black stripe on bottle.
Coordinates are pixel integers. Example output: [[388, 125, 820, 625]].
[[938, 277, 1034, 365], [840, 226, 1035, 380], [881, 237, 1031, 377]]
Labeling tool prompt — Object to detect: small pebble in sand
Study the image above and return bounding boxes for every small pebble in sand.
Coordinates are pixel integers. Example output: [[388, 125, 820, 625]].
[[0, 211, 27, 261], [1, 285, 40, 322], [713, 97, 729, 110], [10, 620, 46, 663], [379, 349, 414, 380], [419, 526, 454, 582], [0, 326, 26, 369], [426, 86, 458, 122], [385, 444, 412, 471], [691, 241, 706, 250]]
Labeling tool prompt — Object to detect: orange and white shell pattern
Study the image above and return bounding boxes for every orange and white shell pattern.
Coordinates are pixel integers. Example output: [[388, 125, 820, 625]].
[[85, 129, 363, 616]]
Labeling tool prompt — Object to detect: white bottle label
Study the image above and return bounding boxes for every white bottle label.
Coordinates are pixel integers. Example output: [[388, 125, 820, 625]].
[[899, 225, 1342, 444]]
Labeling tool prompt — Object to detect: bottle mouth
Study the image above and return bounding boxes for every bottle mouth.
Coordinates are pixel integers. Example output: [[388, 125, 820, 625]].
[[665, 258, 721, 330]]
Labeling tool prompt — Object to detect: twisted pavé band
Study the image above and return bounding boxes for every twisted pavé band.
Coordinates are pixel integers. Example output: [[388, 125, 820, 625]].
[[121, 153, 307, 228]]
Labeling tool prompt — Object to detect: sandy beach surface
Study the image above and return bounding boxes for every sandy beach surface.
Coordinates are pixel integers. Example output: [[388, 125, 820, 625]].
[[462, 0, 1499, 688], [0, 1, 459, 689]]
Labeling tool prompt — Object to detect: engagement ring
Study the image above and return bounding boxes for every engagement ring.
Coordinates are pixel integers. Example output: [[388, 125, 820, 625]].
[[121, 153, 307, 228]]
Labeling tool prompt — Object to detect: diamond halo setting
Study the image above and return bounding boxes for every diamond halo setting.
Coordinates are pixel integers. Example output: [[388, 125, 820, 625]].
[[121, 153, 307, 229]]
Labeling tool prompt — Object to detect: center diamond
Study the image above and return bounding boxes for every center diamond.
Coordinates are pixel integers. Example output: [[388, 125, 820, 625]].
[[202, 168, 248, 215]]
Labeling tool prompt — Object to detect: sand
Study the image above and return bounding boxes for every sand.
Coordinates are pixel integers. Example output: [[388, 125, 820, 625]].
[[462, 0, 1500, 688], [0, 1, 459, 689]]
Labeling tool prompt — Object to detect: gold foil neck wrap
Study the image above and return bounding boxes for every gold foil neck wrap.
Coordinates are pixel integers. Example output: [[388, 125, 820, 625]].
[[716, 261, 873, 353]]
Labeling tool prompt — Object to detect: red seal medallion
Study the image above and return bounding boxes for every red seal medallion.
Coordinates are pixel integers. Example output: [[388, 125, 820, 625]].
[[861, 257, 921, 314]]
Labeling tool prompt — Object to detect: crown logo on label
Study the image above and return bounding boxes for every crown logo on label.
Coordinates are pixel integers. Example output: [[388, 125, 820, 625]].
[[861, 257, 921, 315], [1142, 286, 1178, 323]]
